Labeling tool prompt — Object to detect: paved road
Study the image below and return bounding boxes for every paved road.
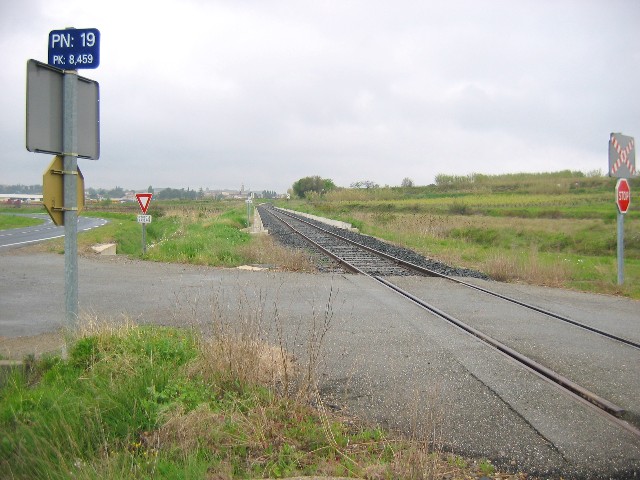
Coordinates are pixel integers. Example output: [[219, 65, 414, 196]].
[[0, 214, 107, 249], [1, 251, 639, 478]]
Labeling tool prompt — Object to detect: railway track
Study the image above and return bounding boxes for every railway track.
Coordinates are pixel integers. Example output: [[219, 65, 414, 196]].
[[258, 204, 640, 437]]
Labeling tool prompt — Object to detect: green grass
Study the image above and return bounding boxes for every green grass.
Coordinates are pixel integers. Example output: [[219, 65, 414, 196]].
[[275, 172, 640, 298], [3, 200, 277, 269], [144, 208, 251, 266], [0, 325, 506, 479], [51, 203, 253, 266], [0, 214, 44, 229]]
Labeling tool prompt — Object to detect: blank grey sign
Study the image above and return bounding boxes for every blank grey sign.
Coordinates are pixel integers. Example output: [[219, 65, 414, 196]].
[[26, 59, 100, 160]]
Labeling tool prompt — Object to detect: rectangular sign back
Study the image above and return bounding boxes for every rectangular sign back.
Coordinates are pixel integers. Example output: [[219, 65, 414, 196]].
[[26, 60, 100, 159]]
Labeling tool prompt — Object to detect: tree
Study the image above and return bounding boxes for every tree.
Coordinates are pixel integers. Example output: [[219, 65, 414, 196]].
[[156, 187, 197, 200], [401, 177, 414, 188], [292, 176, 336, 198], [262, 190, 278, 199], [107, 186, 125, 198], [350, 180, 379, 189]]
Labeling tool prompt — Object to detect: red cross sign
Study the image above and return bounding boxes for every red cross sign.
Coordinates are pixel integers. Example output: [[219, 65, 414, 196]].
[[609, 133, 636, 178]]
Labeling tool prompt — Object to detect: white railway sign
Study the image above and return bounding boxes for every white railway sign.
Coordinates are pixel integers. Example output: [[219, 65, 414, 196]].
[[609, 133, 636, 178]]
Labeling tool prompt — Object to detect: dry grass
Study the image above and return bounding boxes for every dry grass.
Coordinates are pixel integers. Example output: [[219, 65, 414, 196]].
[[189, 336, 295, 389], [72, 312, 139, 339], [239, 234, 317, 272], [349, 210, 602, 241], [485, 248, 572, 286]]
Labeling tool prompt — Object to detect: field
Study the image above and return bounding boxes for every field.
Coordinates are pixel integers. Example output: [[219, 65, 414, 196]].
[[276, 172, 640, 299], [3, 171, 638, 299]]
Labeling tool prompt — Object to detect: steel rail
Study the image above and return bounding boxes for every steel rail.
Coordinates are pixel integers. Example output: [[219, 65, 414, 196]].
[[262, 205, 636, 426], [270, 206, 640, 351], [264, 207, 407, 275], [374, 275, 625, 417], [266, 209, 362, 274]]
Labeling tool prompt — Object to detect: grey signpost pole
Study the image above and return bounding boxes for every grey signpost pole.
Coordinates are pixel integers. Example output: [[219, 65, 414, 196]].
[[63, 69, 79, 326], [617, 211, 624, 285], [142, 223, 147, 255]]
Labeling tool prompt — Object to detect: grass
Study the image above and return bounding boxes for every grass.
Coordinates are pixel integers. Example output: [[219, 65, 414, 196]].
[[20, 200, 317, 272], [0, 320, 521, 479], [0, 213, 44, 229], [23, 202, 248, 264], [276, 172, 640, 298], [144, 208, 250, 266], [3, 173, 639, 298]]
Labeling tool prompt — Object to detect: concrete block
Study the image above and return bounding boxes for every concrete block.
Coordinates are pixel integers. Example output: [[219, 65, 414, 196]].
[[91, 243, 117, 255], [278, 208, 359, 232]]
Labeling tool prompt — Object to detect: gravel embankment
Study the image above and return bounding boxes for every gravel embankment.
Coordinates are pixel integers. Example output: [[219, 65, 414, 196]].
[[258, 205, 488, 279]]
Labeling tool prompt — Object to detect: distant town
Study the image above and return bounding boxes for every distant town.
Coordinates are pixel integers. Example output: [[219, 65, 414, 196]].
[[0, 184, 286, 206]]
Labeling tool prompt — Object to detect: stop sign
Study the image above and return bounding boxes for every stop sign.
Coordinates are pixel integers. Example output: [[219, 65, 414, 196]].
[[616, 178, 631, 214]]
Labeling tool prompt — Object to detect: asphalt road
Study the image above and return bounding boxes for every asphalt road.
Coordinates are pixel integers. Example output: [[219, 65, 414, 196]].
[[1, 250, 639, 478], [0, 213, 107, 249]]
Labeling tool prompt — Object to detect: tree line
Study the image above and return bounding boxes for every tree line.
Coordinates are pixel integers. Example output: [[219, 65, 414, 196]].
[[290, 176, 416, 198], [0, 185, 42, 194]]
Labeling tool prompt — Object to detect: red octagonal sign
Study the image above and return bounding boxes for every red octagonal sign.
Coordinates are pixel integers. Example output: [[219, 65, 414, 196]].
[[616, 178, 631, 214]]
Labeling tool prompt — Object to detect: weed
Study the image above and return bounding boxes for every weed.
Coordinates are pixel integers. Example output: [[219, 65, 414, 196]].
[[478, 458, 496, 476], [448, 454, 467, 468], [0, 316, 522, 479], [448, 200, 470, 215]]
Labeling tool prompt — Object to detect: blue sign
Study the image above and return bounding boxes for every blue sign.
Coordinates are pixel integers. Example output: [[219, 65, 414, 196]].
[[48, 28, 100, 69]]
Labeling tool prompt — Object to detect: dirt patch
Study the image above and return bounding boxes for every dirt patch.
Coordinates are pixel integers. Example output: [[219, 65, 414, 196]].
[[0, 332, 65, 360]]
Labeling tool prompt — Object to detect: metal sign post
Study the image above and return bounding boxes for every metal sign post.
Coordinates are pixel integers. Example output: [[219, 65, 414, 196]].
[[137, 215, 152, 254], [51, 28, 100, 327], [136, 194, 153, 254], [608, 134, 636, 286], [615, 179, 631, 285], [25, 27, 100, 331], [617, 212, 624, 285], [63, 70, 79, 325], [142, 221, 147, 255]]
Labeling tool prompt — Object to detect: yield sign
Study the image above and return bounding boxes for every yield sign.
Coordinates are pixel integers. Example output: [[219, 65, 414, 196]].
[[136, 193, 153, 214]]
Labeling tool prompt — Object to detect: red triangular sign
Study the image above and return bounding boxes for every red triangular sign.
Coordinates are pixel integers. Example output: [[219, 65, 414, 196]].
[[136, 193, 153, 214]]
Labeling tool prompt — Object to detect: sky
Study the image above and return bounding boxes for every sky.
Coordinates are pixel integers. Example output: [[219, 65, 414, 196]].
[[1, 0, 638, 193]]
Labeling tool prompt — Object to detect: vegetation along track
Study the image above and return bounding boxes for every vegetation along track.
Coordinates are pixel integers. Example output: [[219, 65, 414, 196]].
[[258, 204, 640, 437]]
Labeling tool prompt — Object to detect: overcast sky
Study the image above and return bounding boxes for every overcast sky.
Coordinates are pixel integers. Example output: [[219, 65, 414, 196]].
[[1, 0, 638, 193]]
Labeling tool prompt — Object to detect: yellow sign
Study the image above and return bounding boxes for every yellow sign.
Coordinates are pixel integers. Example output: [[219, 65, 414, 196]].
[[42, 155, 84, 226]]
